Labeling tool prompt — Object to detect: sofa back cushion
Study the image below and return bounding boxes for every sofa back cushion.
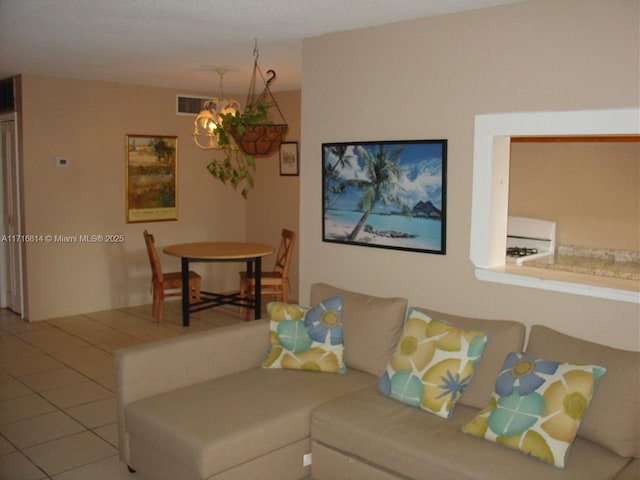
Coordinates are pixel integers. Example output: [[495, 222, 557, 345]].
[[310, 283, 408, 377], [525, 325, 639, 458], [414, 308, 526, 410]]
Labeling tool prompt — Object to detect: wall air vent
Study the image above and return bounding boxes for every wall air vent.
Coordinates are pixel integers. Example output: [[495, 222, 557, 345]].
[[176, 94, 209, 116]]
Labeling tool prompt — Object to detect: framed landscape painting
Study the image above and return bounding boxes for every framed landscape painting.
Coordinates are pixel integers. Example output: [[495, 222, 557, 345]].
[[126, 134, 178, 223], [322, 139, 447, 254]]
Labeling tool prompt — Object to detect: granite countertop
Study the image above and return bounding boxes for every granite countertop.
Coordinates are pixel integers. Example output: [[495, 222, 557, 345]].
[[523, 245, 640, 281]]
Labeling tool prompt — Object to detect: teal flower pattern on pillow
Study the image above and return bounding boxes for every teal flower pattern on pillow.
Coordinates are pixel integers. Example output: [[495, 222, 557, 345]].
[[462, 352, 606, 468], [263, 296, 346, 374], [489, 387, 546, 436], [276, 320, 313, 352], [389, 370, 424, 408], [378, 308, 488, 419]]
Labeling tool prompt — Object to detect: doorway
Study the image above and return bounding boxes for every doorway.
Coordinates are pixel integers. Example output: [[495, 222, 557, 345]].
[[1, 114, 24, 315]]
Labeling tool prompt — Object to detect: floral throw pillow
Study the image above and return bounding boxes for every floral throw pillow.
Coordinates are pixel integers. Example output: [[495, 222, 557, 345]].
[[262, 295, 346, 374], [378, 308, 488, 419], [462, 352, 606, 468]]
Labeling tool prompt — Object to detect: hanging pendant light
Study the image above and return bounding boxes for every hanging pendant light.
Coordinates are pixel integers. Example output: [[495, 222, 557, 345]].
[[192, 69, 241, 150]]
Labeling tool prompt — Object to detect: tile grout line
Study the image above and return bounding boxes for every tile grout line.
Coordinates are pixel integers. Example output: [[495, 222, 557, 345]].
[[1, 317, 119, 479], [1, 305, 245, 478], [0, 429, 53, 479]]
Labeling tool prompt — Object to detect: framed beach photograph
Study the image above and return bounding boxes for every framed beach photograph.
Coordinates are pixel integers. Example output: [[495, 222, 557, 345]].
[[322, 139, 447, 254], [126, 134, 178, 223], [280, 141, 299, 176]]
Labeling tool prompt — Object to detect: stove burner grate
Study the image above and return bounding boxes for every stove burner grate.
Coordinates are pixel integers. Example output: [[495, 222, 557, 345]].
[[506, 247, 539, 258]]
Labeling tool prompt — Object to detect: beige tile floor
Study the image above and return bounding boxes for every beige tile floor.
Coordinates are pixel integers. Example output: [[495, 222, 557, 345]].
[[0, 302, 246, 479]]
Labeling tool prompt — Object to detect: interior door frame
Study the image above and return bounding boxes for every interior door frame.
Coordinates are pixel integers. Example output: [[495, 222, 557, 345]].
[[1, 112, 25, 316]]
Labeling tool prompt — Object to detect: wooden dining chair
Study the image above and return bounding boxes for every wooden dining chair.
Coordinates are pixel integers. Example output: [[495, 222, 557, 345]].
[[143, 230, 201, 323], [239, 229, 296, 320]]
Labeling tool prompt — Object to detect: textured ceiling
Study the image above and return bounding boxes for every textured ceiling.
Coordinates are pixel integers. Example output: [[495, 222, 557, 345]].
[[0, 0, 523, 94]]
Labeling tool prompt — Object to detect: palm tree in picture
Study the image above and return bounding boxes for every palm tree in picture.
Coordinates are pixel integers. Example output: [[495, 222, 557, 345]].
[[346, 144, 406, 241], [324, 145, 353, 209]]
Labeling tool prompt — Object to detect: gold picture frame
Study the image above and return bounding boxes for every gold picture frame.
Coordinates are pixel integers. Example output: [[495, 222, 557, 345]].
[[125, 134, 178, 223]]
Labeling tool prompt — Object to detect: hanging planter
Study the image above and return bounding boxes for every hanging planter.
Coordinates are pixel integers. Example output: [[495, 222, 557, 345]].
[[225, 54, 288, 157], [205, 45, 289, 197], [229, 124, 288, 156]]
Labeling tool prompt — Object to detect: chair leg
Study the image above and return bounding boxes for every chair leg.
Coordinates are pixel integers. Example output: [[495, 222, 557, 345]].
[[191, 279, 201, 320], [239, 279, 247, 317], [151, 286, 160, 322], [151, 286, 156, 317], [157, 291, 164, 323], [244, 281, 253, 322]]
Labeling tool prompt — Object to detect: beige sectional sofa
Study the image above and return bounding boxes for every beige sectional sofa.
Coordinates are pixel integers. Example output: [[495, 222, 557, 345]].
[[116, 283, 639, 479]]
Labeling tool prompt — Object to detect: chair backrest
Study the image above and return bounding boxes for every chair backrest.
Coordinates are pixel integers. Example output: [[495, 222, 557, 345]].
[[274, 229, 296, 279], [143, 230, 164, 283]]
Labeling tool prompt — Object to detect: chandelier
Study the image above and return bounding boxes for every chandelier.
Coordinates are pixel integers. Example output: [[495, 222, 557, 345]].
[[192, 69, 241, 150]]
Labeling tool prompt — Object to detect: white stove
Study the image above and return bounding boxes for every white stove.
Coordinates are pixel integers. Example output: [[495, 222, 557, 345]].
[[506, 216, 556, 265]]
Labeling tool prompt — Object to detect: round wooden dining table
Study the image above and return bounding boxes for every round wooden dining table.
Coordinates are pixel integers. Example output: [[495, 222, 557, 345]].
[[163, 242, 275, 326]]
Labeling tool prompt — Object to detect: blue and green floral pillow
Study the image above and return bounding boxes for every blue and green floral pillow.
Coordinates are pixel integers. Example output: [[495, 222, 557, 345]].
[[378, 308, 488, 419], [462, 352, 606, 468], [262, 295, 346, 374]]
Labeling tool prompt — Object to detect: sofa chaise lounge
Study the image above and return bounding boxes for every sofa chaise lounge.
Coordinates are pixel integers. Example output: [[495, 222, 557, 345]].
[[115, 283, 639, 479]]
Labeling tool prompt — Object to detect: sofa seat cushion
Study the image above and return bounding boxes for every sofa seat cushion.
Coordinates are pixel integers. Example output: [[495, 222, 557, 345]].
[[126, 367, 376, 478], [311, 386, 631, 480], [614, 458, 640, 480]]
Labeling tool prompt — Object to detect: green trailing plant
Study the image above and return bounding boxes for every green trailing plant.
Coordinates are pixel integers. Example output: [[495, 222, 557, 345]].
[[222, 101, 271, 137], [205, 102, 271, 198], [206, 148, 255, 198]]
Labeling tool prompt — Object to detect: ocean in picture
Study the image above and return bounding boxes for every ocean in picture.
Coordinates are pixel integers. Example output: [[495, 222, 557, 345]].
[[325, 209, 443, 251]]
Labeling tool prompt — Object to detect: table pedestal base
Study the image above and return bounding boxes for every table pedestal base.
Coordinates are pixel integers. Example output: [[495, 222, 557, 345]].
[[180, 257, 262, 326]]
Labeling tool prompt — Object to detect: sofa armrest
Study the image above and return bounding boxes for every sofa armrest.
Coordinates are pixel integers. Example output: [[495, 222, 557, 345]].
[[115, 319, 270, 464]]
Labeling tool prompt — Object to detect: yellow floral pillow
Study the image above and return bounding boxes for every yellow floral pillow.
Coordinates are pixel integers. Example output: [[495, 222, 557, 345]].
[[378, 308, 488, 419], [462, 352, 606, 468], [262, 296, 346, 374]]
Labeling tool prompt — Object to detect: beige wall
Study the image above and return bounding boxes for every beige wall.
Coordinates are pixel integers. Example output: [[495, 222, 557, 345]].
[[246, 90, 301, 303], [299, 0, 640, 350], [509, 142, 640, 251], [17, 74, 300, 320]]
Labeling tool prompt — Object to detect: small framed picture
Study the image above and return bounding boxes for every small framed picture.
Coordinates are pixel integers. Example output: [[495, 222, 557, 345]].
[[125, 134, 178, 223], [279, 142, 299, 176]]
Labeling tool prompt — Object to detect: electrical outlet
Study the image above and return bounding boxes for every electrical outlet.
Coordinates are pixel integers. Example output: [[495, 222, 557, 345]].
[[303, 452, 312, 467]]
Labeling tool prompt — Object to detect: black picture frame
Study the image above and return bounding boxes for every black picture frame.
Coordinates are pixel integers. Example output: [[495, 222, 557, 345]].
[[322, 139, 447, 255]]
